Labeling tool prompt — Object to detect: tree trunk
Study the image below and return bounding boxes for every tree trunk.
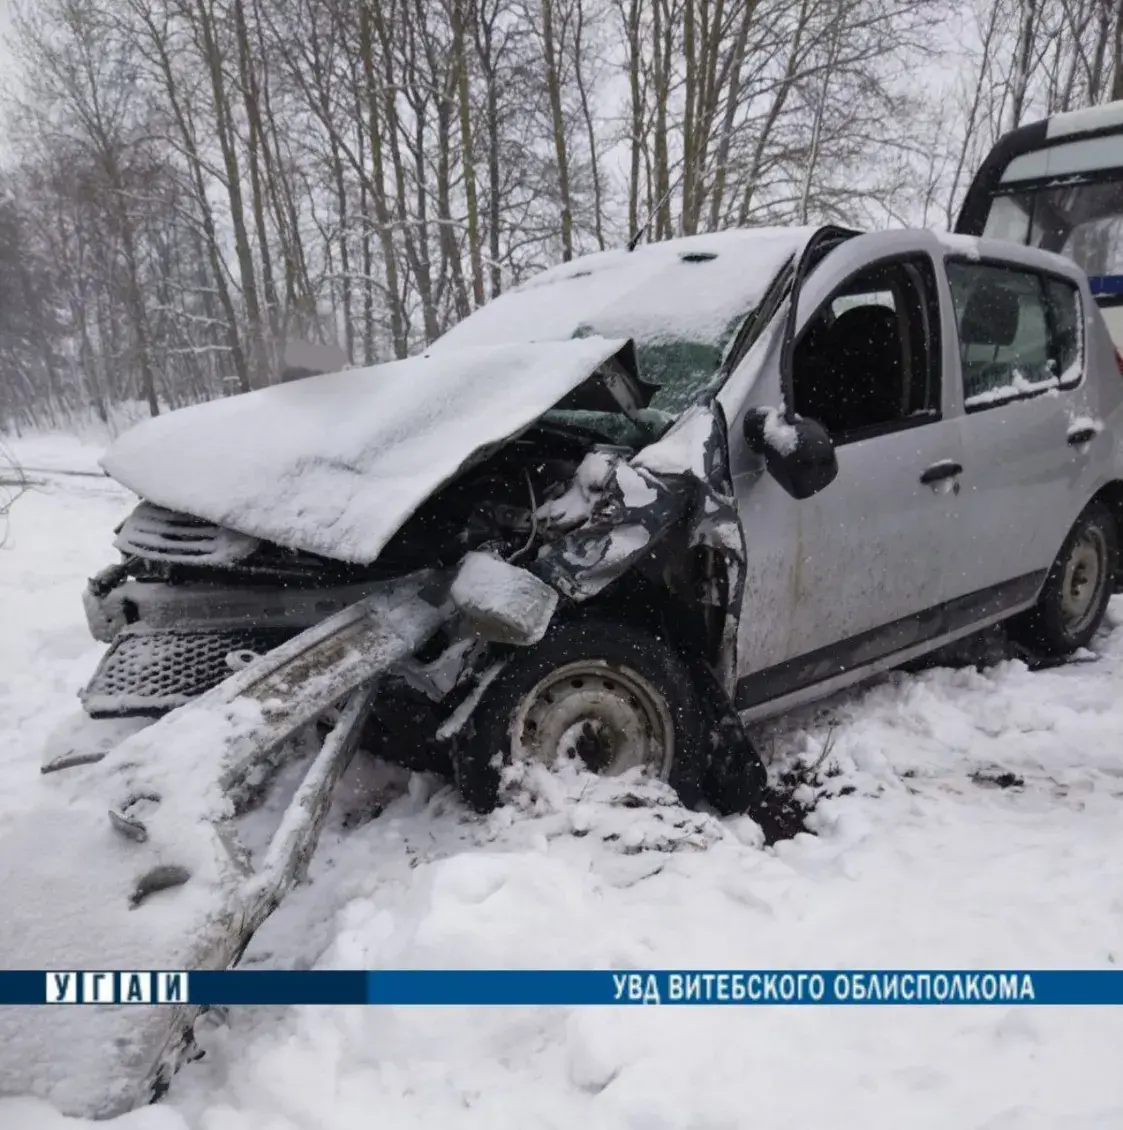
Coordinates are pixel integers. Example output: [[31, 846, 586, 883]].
[[453, 0, 486, 305], [541, 0, 574, 259], [193, 0, 268, 388]]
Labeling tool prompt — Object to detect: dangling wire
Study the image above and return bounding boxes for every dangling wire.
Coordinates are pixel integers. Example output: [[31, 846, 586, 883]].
[[506, 468, 539, 564]]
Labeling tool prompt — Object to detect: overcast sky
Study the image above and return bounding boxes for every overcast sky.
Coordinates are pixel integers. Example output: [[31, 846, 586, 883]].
[[0, 1, 13, 84]]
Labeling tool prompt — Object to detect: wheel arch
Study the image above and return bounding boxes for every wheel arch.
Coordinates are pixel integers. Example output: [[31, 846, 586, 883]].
[[1088, 481, 1123, 590], [563, 542, 734, 671], [555, 546, 764, 814]]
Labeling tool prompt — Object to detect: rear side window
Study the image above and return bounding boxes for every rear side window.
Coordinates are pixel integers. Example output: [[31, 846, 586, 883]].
[[945, 261, 1082, 409]]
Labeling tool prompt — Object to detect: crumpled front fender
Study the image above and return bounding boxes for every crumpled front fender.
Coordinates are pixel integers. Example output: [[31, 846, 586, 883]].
[[530, 401, 747, 692]]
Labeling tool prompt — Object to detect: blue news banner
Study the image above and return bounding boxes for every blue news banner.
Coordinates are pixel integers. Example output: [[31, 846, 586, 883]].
[[2, 970, 1123, 1007]]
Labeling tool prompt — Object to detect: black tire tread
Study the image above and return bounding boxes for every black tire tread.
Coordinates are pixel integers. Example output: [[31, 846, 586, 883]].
[[1012, 500, 1118, 657], [454, 619, 707, 813]]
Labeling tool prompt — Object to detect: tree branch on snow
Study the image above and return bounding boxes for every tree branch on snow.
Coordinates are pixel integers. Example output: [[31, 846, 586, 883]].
[[0, 443, 32, 550]]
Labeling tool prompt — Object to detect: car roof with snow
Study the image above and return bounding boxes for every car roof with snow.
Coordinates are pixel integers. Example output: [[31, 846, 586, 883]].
[[430, 227, 818, 410], [433, 227, 817, 352]]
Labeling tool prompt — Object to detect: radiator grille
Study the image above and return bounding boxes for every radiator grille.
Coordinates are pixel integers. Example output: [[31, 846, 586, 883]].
[[114, 502, 260, 565], [81, 626, 295, 717]]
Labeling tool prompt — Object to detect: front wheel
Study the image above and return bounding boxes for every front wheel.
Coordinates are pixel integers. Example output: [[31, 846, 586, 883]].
[[1011, 500, 1118, 656], [454, 619, 707, 813]]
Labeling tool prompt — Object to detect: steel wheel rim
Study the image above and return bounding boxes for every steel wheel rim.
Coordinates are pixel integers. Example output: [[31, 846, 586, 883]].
[[1060, 526, 1106, 635], [509, 659, 675, 779]]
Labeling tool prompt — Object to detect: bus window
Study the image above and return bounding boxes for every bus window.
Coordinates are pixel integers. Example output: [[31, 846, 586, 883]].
[[955, 104, 1123, 341], [980, 194, 1032, 244]]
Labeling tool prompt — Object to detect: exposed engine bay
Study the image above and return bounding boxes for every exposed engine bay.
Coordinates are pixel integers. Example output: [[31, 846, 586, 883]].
[[80, 398, 758, 805]]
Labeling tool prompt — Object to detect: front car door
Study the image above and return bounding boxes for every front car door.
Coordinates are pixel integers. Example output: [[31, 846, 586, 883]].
[[717, 231, 967, 718]]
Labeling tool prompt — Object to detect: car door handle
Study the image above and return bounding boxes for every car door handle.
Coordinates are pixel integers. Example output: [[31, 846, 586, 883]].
[[1067, 426, 1098, 446], [920, 460, 963, 485]]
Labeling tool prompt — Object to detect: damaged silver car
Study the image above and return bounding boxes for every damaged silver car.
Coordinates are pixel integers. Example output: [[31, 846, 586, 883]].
[[76, 223, 1123, 818], [9, 220, 1123, 1120]]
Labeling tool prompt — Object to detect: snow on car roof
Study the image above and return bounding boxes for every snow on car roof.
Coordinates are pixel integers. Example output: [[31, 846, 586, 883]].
[[431, 227, 817, 356]]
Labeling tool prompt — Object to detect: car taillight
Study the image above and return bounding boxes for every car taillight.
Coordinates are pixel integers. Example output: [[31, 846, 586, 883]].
[[1116, 349, 1123, 376]]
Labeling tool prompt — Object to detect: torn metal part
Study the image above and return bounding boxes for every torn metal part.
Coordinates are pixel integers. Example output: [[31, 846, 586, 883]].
[[395, 635, 483, 701], [529, 405, 746, 688], [240, 685, 377, 927], [535, 449, 620, 533]]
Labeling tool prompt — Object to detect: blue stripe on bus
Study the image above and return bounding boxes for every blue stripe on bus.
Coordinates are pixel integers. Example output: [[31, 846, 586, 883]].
[[1087, 275, 1123, 296]]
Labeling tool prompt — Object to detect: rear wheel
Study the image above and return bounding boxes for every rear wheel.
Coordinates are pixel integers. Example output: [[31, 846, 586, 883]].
[[454, 619, 706, 813], [1012, 501, 1118, 656]]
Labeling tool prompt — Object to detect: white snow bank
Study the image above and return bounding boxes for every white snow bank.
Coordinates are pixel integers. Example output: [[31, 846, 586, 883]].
[[3, 459, 1123, 1128], [0, 432, 109, 476], [433, 228, 814, 355], [163, 643, 1123, 1130], [2, 401, 154, 449], [101, 338, 629, 565]]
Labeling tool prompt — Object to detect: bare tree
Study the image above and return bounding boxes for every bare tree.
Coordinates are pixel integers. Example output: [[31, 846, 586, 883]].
[[4, 0, 1120, 434]]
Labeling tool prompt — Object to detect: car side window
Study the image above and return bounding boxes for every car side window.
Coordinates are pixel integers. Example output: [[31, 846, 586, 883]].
[[791, 256, 940, 444], [945, 260, 1083, 410]]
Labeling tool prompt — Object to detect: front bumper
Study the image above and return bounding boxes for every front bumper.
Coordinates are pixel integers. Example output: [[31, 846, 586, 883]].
[[83, 568, 392, 644], [81, 569, 398, 717]]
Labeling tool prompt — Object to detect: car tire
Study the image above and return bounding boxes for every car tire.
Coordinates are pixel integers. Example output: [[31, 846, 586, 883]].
[[1011, 500, 1118, 657], [454, 619, 706, 814]]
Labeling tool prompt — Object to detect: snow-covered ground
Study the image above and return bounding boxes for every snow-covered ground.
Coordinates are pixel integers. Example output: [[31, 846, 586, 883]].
[[2, 433, 1123, 1129]]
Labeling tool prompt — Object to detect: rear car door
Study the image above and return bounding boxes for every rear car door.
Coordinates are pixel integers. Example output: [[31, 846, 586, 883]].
[[943, 255, 1098, 604], [722, 235, 966, 712]]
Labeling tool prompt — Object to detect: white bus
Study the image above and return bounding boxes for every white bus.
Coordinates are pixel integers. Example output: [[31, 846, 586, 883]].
[[955, 101, 1123, 345]]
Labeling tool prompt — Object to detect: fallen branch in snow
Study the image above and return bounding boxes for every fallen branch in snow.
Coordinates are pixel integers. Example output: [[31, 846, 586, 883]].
[[0, 442, 32, 549], [17, 465, 107, 479]]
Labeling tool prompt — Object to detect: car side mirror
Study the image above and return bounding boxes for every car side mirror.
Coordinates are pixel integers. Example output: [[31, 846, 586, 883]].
[[742, 407, 838, 500]]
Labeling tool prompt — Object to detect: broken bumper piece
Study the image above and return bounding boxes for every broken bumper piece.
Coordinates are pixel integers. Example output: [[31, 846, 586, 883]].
[[0, 573, 450, 1119]]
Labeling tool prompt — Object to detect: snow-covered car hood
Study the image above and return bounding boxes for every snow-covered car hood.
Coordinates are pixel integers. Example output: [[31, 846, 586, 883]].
[[101, 337, 636, 565]]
